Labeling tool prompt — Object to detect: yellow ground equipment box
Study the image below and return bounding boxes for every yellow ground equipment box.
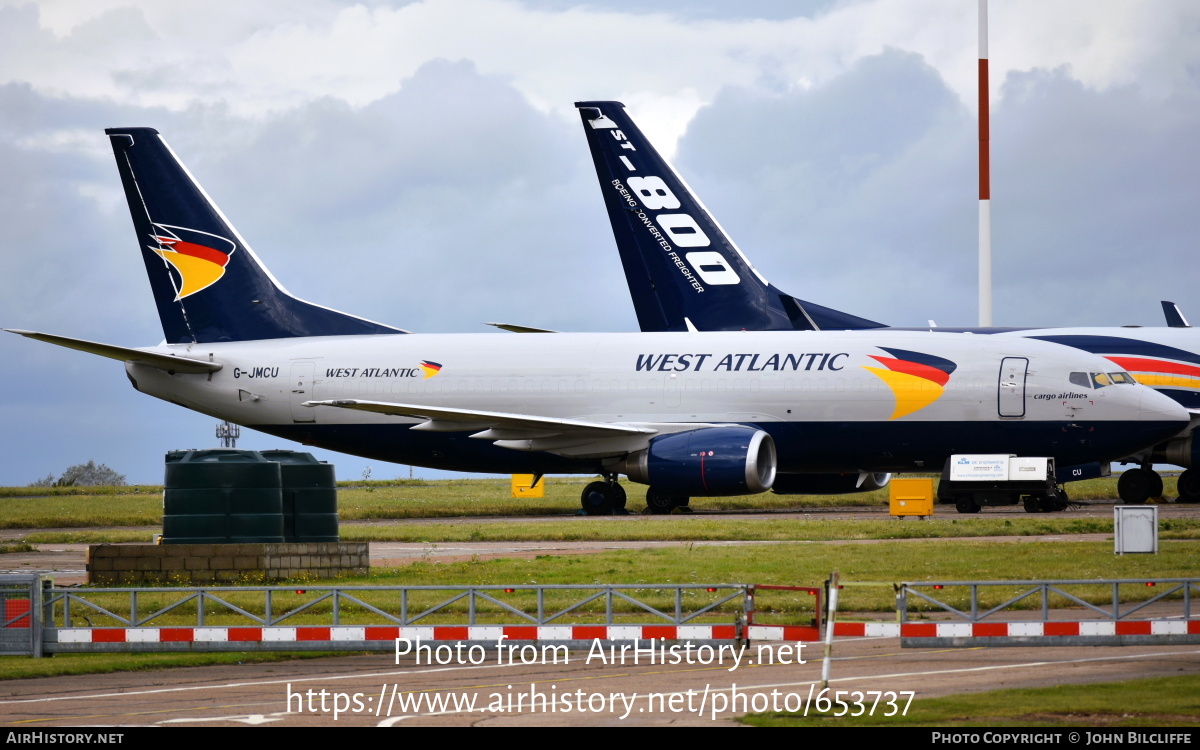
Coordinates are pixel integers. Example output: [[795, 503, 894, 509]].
[[511, 474, 544, 498], [889, 477, 934, 518]]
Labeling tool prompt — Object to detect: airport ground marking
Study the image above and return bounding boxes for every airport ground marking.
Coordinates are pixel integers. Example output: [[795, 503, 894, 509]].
[[157, 712, 287, 725], [0, 662, 499, 706], [6, 699, 284, 726]]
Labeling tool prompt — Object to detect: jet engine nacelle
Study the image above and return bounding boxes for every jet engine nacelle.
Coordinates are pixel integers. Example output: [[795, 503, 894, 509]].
[[1153, 435, 1199, 469], [620, 427, 776, 496], [771, 472, 891, 495]]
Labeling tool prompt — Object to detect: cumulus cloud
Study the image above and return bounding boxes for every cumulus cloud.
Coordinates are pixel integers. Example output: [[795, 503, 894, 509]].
[[989, 68, 1200, 326], [674, 49, 976, 326]]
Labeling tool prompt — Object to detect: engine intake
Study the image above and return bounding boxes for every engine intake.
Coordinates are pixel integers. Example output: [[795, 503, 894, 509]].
[[620, 427, 776, 496]]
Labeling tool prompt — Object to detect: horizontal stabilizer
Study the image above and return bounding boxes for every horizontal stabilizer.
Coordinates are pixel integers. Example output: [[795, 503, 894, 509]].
[[484, 322, 559, 333], [4, 329, 222, 373]]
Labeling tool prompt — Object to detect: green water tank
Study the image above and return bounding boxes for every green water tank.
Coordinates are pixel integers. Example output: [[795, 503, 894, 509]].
[[260, 450, 340, 543], [162, 449, 284, 544]]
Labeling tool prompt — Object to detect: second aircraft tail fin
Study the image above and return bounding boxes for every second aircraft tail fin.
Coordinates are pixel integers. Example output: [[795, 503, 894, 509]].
[[574, 101, 884, 333]]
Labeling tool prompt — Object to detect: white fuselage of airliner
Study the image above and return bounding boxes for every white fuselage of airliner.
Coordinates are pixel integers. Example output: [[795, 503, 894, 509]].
[[121, 329, 1187, 476]]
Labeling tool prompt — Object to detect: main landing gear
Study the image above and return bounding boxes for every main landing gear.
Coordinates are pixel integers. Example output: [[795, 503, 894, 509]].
[[1120, 466, 1200, 504], [578, 479, 693, 515], [1117, 466, 1164, 504], [579, 475, 628, 516], [1177, 469, 1200, 504]]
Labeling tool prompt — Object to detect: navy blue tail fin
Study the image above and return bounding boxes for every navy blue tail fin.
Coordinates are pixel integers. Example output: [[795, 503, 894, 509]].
[[574, 102, 884, 333], [106, 128, 405, 343], [1162, 301, 1191, 328]]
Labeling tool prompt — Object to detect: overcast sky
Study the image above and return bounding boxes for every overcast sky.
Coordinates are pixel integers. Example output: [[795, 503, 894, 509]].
[[2, 0, 1198, 485]]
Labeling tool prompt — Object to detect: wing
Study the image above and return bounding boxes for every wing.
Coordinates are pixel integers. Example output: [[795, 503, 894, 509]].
[[305, 399, 660, 458], [5, 329, 222, 374]]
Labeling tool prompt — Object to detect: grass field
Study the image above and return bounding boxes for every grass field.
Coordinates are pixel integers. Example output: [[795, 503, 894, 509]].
[[0, 474, 1183, 532], [26, 514, 1200, 546]]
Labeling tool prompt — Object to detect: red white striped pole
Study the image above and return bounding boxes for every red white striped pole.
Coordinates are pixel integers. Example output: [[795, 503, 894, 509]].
[[978, 0, 992, 326]]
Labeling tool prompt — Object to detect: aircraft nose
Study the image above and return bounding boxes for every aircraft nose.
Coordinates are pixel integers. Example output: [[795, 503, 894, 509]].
[[1140, 387, 1190, 424]]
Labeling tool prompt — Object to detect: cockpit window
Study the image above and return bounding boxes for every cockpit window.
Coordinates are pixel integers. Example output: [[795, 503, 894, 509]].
[[1092, 373, 1112, 388], [1069, 372, 1092, 389], [1109, 372, 1136, 385]]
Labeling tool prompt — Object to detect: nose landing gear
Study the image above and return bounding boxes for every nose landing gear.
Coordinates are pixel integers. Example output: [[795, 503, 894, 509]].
[[1116, 466, 1163, 504]]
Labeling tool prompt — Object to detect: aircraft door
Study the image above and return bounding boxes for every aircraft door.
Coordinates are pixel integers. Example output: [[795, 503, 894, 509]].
[[289, 362, 317, 423], [998, 357, 1029, 418], [666, 373, 681, 408]]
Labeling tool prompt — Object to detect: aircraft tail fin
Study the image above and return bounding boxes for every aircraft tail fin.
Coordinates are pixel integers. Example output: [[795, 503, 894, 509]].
[[574, 101, 884, 332], [105, 128, 406, 343], [1162, 301, 1191, 328]]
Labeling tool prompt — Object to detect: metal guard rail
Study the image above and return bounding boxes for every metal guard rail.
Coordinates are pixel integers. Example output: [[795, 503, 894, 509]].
[[45, 584, 750, 629], [899, 578, 1200, 623]]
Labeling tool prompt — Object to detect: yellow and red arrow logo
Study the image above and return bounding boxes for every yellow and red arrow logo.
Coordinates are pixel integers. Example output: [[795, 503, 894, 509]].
[[863, 347, 958, 420], [149, 225, 235, 299]]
